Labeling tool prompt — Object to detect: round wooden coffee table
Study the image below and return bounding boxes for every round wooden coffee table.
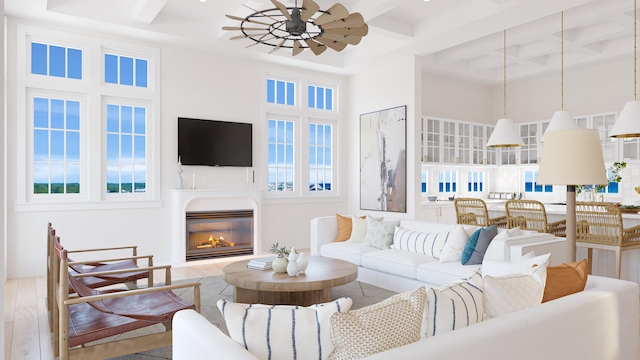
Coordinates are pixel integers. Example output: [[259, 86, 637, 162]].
[[223, 256, 358, 306]]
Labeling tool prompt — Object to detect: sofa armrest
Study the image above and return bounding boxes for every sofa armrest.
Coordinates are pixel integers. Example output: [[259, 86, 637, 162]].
[[508, 237, 567, 265], [172, 310, 259, 360], [310, 216, 338, 256]]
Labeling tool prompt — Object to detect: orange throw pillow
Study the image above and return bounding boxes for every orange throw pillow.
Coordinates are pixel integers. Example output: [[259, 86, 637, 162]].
[[542, 259, 589, 303], [334, 214, 366, 242]]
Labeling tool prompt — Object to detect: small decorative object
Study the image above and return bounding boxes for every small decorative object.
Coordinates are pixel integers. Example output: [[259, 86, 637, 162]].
[[577, 161, 626, 200], [175, 156, 184, 189], [270, 242, 291, 274], [296, 251, 308, 274], [287, 248, 299, 276]]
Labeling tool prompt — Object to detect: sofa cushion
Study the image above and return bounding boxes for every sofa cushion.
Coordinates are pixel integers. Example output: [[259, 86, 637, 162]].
[[482, 227, 521, 260], [416, 261, 481, 286], [364, 217, 400, 249], [439, 225, 472, 263], [362, 249, 436, 280], [465, 225, 498, 265], [329, 287, 426, 360], [542, 259, 588, 303], [347, 215, 368, 243], [320, 242, 378, 266], [217, 297, 353, 360], [423, 269, 484, 338]]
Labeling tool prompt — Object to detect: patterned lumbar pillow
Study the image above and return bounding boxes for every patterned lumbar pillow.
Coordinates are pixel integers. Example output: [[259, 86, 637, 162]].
[[392, 226, 464, 259], [329, 287, 426, 359], [438, 225, 471, 263], [483, 261, 547, 318], [423, 268, 484, 338], [217, 297, 353, 360], [363, 216, 400, 249], [346, 215, 374, 243]]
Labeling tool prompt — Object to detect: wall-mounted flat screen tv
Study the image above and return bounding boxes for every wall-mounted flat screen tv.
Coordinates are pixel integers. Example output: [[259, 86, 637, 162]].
[[178, 117, 253, 167]]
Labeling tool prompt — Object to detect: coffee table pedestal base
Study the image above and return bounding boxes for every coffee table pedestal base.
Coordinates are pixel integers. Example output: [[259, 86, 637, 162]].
[[234, 287, 331, 306]]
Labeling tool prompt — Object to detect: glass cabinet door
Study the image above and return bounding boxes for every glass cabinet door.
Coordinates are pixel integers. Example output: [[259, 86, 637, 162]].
[[592, 113, 617, 162], [423, 117, 440, 163], [457, 122, 470, 164], [519, 123, 538, 164], [442, 120, 456, 163]]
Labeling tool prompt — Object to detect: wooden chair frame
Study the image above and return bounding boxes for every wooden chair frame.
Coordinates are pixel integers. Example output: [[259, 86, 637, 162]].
[[53, 237, 200, 359], [504, 199, 566, 236], [575, 202, 640, 278], [46, 223, 157, 332], [454, 198, 507, 228]]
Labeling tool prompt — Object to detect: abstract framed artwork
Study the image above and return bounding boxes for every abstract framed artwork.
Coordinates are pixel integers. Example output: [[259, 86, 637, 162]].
[[360, 105, 407, 213]]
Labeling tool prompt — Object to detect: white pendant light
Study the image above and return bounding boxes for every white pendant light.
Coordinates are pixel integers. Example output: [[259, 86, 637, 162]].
[[610, 0, 640, 138], [487, 30, 524, 148], [541, 11, 578, 142]]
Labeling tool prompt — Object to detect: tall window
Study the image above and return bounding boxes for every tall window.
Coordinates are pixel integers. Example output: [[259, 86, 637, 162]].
[[268, 118, 295, 192], [265, 72, 340, 197], [33, 97, 80, 194], [309, 123, 332, 191], [106, 104, 147, 193], [439, 170, 457, 193]]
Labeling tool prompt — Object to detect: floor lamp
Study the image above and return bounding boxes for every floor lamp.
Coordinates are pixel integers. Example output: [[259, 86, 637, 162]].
[[537, 129, 608, 262]]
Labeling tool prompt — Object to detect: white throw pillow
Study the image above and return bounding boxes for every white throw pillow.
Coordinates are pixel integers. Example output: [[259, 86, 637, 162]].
[[423, 268, 484, 338], [218, 297, 353, 360], [483, 262, 547, 318], [483, 227, 521, 261], [363, 216, 400, 249], [347, 215, 368, 243], [392, 227, 455, 258], [438, 225, 470, 263]]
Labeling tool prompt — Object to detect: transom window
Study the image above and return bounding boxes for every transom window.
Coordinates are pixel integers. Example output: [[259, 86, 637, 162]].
[[31, 42, 82, 79], [439, 170, 457, 193], [308, 85, 334, 110], [104, 53, 148, 87], [267, 78, 295, 106]]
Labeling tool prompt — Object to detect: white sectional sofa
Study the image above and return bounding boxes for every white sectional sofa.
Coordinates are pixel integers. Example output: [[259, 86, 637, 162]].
[[310, 216, 567, 292]]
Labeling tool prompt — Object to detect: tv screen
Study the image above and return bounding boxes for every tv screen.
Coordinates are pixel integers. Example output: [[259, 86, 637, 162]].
[[178, 117, 253, 167]]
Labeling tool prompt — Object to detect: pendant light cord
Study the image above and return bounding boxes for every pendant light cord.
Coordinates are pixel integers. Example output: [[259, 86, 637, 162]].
[[504, 29, 507, 118], [561, 11, 565, 110]]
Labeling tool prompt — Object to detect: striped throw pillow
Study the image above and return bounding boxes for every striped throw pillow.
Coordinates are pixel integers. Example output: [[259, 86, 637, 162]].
[[392, 227, 453, 258], [218, 297, 353, 360], [423, 269, 484, 338]]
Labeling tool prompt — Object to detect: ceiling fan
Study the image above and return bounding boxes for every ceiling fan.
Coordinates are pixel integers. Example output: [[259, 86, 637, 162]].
[[222, 0, 368, 56]]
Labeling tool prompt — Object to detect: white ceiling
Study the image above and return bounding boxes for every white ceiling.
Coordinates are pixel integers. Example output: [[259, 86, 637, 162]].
[[5, 0, 640, 84]]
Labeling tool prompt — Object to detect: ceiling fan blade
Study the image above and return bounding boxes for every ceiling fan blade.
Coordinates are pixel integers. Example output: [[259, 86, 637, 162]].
[[222, 26, 268, 31], [300, 0, 320, 21], [230, 33, 269, 40], [225, 14, 271, 26], [292, 40, 304, 56], [304, 38, 327, 55], [315, 36, 347, 52], [269, 39, 287, 54], [320, 13, 364, 30], [314, 3, 349, 26], [270, 0, 292, 21], [323, 24, 368, 37], [320, 32, 363, 45]]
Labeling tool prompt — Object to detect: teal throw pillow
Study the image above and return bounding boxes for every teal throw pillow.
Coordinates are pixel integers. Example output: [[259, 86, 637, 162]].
[[466, 225, 499, 265], [461, 226, 496, 265]]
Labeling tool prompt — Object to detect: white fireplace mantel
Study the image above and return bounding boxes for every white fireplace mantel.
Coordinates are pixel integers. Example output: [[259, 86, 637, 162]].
[[171, 189, 262, 264]]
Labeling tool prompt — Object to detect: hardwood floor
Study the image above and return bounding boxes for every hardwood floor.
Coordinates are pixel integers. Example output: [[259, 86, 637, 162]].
[[3, 260, 233, 360]]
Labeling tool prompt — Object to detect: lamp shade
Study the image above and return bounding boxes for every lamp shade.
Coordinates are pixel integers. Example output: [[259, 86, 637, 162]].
[[486, 118, 524, 148], [537, 129, 607, 186], [540, 110, 578, 142], [609, 100, 640, 138]]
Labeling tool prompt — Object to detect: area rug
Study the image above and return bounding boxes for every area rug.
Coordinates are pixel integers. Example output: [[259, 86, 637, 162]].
[[105, 275, 397, 359]]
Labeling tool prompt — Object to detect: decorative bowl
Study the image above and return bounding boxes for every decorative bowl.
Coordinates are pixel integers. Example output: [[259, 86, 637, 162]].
[[427, 196, 437, 201]]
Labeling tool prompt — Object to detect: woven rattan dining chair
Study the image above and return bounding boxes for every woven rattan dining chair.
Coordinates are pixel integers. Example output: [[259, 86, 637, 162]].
[[575, 202, 640, 279], [454, 198, 507, 228], [504, 199, 566, 236]]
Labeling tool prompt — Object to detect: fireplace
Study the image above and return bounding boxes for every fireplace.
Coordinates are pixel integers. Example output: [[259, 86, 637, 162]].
[[185, 210, 254, 261]]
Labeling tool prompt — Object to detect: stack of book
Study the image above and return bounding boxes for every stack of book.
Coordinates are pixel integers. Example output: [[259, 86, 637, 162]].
[[247, 256, 277, 270]]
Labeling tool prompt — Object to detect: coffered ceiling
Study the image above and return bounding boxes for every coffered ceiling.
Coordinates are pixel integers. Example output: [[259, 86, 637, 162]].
[[5, 0, 639, 84]]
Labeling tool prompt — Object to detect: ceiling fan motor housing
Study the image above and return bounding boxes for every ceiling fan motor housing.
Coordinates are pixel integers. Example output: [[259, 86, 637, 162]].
[[286, 8, 306, 36]]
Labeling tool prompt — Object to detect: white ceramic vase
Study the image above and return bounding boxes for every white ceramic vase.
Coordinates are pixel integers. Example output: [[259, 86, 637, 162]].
[[272, 256, 288, 273], [287, 250, 299, 276], [296, 252, 308, 274]]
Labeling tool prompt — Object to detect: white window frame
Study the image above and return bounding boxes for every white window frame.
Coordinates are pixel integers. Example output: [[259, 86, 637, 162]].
[[16, 24, 161, 211]]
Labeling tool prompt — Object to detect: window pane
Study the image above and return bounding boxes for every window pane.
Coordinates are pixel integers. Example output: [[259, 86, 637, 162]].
[[134, 135, 145, 163], [66, 163, 80, 193], [107, 134, 119, 162], [50, 130, 64, 162], [134, 107, 146, 134], [308, 86, 315, 108], [66, 101, 80, 130], [316, 87, 324, 109], [34, 163, 49, 193], [268, 120, 276, 142], [276, 81, 285, 104], [286, 121, 294, 143], [121, 106, 133, 133], [135, 58, 148, 88], [66, 131, 80, 162], [309, 124, 316, 145], [286, 82, 295, 105], [326, 88, 333, 110], [49, 45, 66, 77], [120, 56, 134, 85], [267, 79, 275, 103], [121, 134, 132, 158], [34, 97, 49, 128], [50, 99, 64, 129], [34, 130, 49, 162], [107, 104, 119, 132], [68, 48, 82, 79], [105, 54, 118, 84], [50, 163, 65, 193], [31, 42, 47, 75]]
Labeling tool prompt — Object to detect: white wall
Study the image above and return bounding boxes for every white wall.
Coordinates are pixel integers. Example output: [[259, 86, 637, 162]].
[[5, 17, 348, 278], [1, 0, 6, 356], [422, 72, 494, 124], [347, 55, 421, 219]]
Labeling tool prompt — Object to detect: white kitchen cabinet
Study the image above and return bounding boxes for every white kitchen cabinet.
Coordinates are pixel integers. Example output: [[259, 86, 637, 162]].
[[422, 203, 457, 223]]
